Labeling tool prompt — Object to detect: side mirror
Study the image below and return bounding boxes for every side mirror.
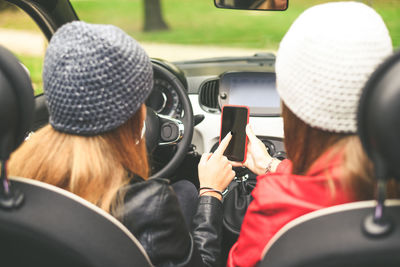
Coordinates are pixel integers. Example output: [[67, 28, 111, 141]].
[[215, 0, 288, 11]]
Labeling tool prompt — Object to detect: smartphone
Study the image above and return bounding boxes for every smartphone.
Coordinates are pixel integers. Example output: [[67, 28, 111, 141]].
[[219, 105, 249, 162]]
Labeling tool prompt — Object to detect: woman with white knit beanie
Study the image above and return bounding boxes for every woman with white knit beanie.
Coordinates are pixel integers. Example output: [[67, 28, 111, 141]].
[[228, 2, 394, 267]]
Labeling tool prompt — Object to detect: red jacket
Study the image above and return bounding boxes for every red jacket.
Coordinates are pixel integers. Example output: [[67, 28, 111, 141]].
[[227, 152, 354, 267]]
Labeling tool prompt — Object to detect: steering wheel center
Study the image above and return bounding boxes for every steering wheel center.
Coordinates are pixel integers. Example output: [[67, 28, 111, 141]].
[[146, 63, 194, 180]]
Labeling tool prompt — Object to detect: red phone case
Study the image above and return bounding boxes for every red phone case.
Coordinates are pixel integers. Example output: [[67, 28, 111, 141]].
[[219, 105, 250, 163]]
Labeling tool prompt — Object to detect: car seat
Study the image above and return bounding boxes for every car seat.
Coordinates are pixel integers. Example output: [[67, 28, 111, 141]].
[[259, 50, 400, 267], [0, 45, 153, 267]]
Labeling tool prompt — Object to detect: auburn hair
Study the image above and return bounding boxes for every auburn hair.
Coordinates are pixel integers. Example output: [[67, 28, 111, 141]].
[[281, 103, 377, 200], [8, 105, 149, 212]]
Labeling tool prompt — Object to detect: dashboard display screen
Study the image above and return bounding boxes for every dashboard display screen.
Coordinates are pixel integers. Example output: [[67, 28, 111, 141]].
[[229, 75, 279, 108], [219, 72, 280, 116]]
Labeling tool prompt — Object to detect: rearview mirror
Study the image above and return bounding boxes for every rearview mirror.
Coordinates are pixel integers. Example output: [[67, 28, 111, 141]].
[[214, 0, 288, 11]]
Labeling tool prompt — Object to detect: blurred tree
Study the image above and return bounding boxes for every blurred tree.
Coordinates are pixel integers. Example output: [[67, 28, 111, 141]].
[[143, 0, 169, 31], [0, 0, 17, 11]]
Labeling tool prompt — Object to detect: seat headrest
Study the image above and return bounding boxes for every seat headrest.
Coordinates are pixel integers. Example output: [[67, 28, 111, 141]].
[[0, 46, 34, 160], [358, 50, 400, 180]]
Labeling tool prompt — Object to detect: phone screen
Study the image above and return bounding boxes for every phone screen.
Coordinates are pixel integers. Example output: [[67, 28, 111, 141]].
[[220, 105, 249, 162]]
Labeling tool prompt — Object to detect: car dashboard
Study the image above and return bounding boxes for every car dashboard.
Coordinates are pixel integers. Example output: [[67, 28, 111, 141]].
[[173, 53, 285, 156]]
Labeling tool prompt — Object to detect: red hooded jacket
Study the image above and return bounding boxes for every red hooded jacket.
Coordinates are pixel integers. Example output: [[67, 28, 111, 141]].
[[227, 152, 354, 267]]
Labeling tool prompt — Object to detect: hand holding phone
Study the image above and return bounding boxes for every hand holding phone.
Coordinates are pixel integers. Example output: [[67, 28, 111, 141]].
[[220, 105, 249, 162]]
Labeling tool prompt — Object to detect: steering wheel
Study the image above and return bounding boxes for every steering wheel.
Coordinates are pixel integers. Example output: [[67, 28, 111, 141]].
[[145, 63, 194, 180]]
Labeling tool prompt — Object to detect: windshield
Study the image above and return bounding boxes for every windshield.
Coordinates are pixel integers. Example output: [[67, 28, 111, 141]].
[[70, 0, 400, 62], [0, 0, 398, 95]]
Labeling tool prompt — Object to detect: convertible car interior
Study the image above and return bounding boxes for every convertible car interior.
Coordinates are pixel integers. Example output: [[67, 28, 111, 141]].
[[0, 0, 400, 266]]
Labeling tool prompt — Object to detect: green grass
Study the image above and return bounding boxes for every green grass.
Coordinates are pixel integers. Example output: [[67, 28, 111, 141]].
[[16, 54, 43, 95], [68, 0, 400, 49], [0, 9, 40, 32], [1, 0, 399, 49]]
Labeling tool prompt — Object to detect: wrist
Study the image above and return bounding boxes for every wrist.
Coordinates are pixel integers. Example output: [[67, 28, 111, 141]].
[[199, 184, 222, 192], [199, 187, 224, 201], [265, 158, 281, 174], [199, 190, 222, 201], [254, 155, 272, 175]]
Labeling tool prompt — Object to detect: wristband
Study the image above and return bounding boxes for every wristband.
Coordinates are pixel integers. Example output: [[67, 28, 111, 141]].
[[199, 187, 217, 191], [199, 187, 223, 198]]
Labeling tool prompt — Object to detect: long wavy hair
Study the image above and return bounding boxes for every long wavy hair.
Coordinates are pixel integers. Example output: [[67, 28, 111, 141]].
[[8, 105, 149, 213], [281, 102, 377, 200]]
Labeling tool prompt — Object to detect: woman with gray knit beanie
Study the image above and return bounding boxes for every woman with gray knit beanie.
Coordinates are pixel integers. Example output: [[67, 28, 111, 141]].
[[228, 2, 396, 267], [8, 21, 235, 267]]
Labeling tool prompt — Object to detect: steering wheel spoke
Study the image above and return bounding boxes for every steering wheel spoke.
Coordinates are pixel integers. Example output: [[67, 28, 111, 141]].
[[158, 114, 184, 145]]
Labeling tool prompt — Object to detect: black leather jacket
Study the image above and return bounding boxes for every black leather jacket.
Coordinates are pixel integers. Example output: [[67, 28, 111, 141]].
[[113, 177, 223, 267]]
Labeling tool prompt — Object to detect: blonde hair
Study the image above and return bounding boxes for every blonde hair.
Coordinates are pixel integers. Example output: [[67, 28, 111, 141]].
[[8, 105, 149, 213], [341, 136, 375, 200], [321, 136, 375, 200]]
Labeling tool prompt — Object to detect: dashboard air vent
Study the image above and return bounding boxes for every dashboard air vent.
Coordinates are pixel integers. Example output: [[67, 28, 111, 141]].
[[199, 78, 220, 113]]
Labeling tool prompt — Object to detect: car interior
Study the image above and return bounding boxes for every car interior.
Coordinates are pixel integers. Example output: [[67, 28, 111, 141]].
[[1, 0, 400, 266]]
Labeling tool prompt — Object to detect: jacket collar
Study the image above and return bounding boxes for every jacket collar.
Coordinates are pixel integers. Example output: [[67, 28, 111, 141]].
[[306, 149, 344, 177]]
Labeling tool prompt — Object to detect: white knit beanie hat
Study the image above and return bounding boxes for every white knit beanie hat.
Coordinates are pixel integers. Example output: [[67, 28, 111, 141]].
[[276, 1, 392, 133]]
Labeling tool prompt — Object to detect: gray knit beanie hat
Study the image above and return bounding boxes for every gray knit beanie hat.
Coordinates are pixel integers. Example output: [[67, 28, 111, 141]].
[[43, 21, 153, 135], [276, 2, 392, 133]]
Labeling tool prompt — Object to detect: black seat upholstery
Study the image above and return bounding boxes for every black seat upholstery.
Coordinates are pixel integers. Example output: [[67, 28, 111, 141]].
[[0, 176, 153, 267], [0, 45, 152, 267], [260, 201, 400, 267], [260, 50, 400, 267], [0, 46, 34, 161]]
